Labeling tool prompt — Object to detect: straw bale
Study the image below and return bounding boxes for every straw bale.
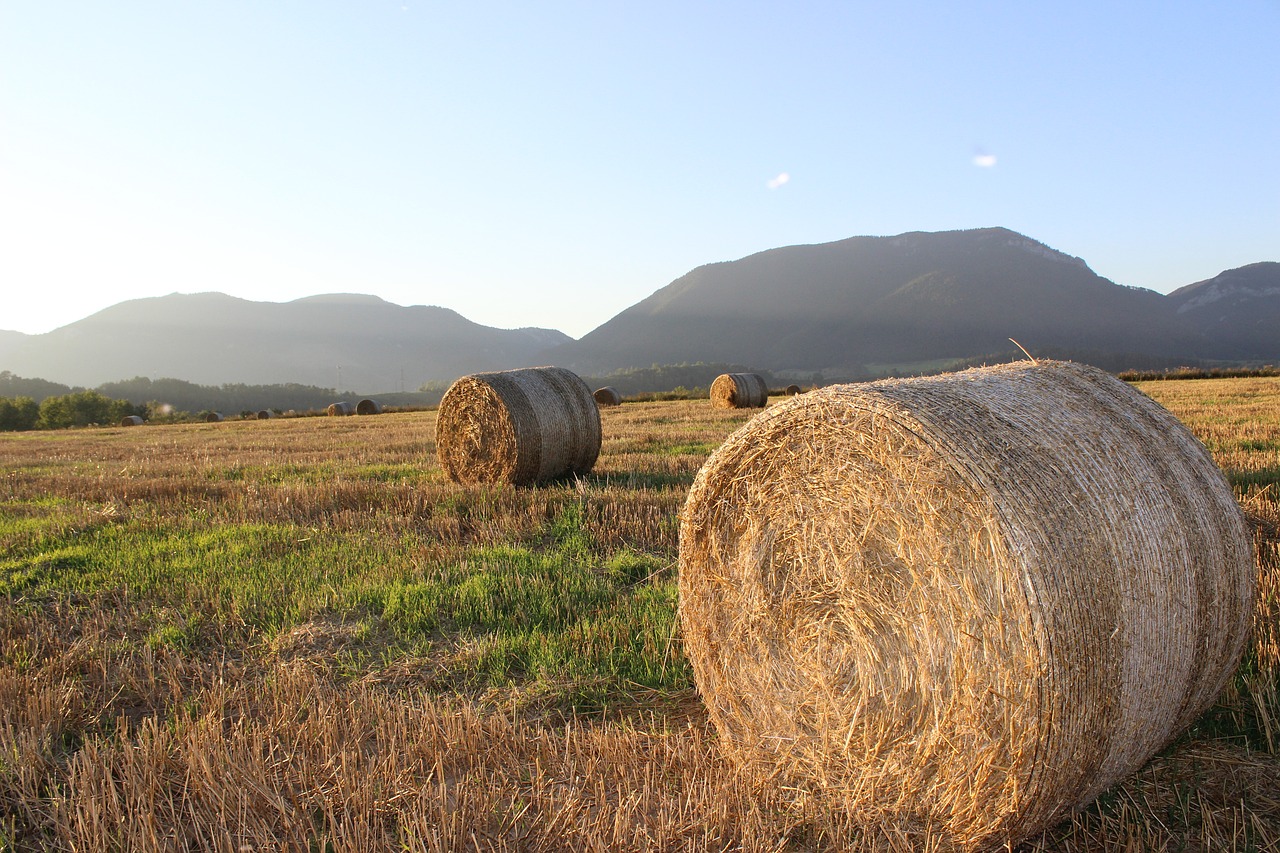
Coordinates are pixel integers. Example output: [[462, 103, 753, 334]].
[[593, 387, 622, 407], [710, 373, 768, 409], [356, 398, 383, 415], [119, 415, 144, 427], [436, 366, 601, 485], [785, 384, 802, 396], [204, 412, 224, 423], [326, 401, 355, 417], [678, 360, 1255, 850]]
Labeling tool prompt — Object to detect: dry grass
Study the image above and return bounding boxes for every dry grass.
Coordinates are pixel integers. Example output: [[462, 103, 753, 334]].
[[594, 387, 623, 407], [435, 367, 601, 485], [680, 362, 1258, 850], [709, 373, 769, 409], [1, 375, 1277, 851]]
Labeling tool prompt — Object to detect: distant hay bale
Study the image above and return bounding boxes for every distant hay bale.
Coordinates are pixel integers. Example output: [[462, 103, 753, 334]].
[[257, 410, 273, 420], [679, 360, 1255, 850], [710, 373, 768, 409], [326, 402, 355, 417], [785, 384, 802, 396], [356, 399, 383, 415], [436, 366, 601, 485], [119, 415, 144, 427], [204, 412, 224, 423], [592, 387, 622, 407]]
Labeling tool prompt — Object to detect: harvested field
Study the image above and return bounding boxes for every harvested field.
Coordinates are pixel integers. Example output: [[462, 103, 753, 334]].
[[1, 376, 1277, 851]]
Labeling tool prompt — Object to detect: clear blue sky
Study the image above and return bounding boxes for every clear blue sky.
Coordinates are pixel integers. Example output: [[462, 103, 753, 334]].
[[2, 2, 1277, 338]]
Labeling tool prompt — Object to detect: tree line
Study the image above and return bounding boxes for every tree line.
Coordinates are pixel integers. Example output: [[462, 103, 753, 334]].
[[0, 371, 444, 431]]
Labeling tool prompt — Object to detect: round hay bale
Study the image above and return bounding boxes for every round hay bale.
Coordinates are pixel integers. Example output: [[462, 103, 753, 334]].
[[436, 366, 601, 485], [257, 409, 274, 420], [326, 401, 354, 417], [785, 383, 802, 396], [710, 373, 768, 409], [592, 386, 622, 407], [204, 412, 224, 423], [678, 360, 1255, 849], [356, 398, 383, 415], [119, 415, 144, 427]]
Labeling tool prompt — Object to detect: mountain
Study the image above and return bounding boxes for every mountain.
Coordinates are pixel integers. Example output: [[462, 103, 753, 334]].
[[3, 231, 1275, 392], [0, 293, 572, 391], [555, 228, 1220, 376], [1167, 262, 1280, 360]]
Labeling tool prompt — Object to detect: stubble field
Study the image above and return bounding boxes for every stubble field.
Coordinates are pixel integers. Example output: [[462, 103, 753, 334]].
[[2, 377, 1278, 851]]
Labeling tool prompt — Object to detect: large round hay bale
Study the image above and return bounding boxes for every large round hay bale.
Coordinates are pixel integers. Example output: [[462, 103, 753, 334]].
[[784, 383, 802, 396], [592, 386, 622, 407], [679, 360, 1255, 850], [709, 373, 768, 409], [326, 401, 354, 417], [436, 366, 601, 485], [257, 409, 274, 420], [119, 415, 144, 427], [204, 412, 224, 423], [356, 398, 383, 415]]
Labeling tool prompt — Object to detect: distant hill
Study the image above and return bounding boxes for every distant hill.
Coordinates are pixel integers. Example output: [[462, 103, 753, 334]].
[[554, 228, 1225, 376], [0, 293, 572, 391], [2, 232, 1276, 392], [1168, 262, 1280, 360]]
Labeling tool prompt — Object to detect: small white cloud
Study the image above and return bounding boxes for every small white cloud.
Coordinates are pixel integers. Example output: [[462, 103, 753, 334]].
[[767, 172, 791, 189], [972, 152, 997, 168]]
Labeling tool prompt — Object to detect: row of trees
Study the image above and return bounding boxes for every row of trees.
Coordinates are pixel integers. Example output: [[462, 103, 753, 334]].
[[0, 390, 147, 432]]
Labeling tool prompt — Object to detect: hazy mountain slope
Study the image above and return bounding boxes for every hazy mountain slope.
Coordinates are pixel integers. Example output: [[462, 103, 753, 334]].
[[0, 331, 25, 363], [0, 293, 572, 390], [1168, 262, 1280, 359], [558, 228, 1214, 373]]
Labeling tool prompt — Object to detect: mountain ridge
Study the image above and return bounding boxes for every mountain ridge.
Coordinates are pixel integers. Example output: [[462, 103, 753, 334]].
[[2, 229, 1277, 390]]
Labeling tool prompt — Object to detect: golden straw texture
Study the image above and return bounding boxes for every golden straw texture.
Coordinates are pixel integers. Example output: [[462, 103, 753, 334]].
[[710, 373, 768, 409], [678, 360, 1256, 850], [436, 366, 602, 485], [356, 399, 383, 415], [593, 387, 623, 407]]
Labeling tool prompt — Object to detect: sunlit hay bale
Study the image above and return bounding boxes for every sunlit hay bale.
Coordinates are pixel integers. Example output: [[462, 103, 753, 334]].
[[204, 412, 224, 423], [356, 398, 383, 415], [326, 401, 355, 416], [710, 373, 768, 409], [119, 415, 144, 427], [785, 384, 802, 396], [436, 366, 601, 485], [593, 387, 623, 407], [678, 360, 1256, 850], [257, 410, 274, 420]]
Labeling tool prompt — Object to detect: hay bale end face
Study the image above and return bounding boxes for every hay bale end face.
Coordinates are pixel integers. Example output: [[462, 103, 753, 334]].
[[710, 373, 768, 409], [436, 366, 601, 485], [326, 402, 354, 417], [120, 415, 144, 427], [592, 386, 622, 407], [785, 383, 802, 396], [204, 412, 224, 423], [679, 360, 1255, 849], [356, 399, 383, 415], [257, 410, 273, 420]]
